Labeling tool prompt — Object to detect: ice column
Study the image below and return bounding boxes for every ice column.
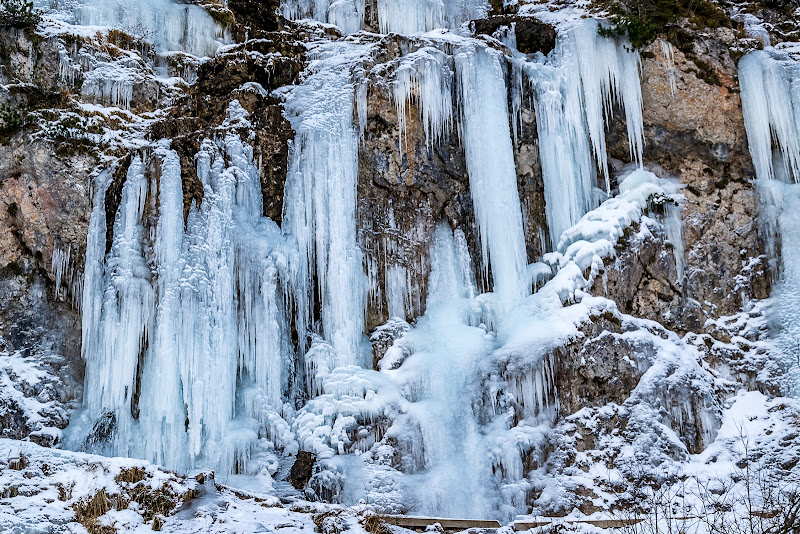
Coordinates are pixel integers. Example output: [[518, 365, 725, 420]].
[[739, 47, 800, 395], [525, 58, 597, 249], [77, 119, 296, 474], [455, 43, 528, 303], [739, 49, 800, 184], [282, 42, 367, 365], [82, 156, 154, 456], [403, 223, 491, 518], [76, 0, 224, 56], [137, 147, 188, 469], [566, 19, 644, 181]]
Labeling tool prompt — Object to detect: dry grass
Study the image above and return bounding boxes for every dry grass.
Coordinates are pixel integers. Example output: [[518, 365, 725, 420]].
[[71, 469, 198, 533], [115, 467, 146, 485], [361, 514, 392, 534], [72, 489, 116, 534], [8, 452, 27, 470]]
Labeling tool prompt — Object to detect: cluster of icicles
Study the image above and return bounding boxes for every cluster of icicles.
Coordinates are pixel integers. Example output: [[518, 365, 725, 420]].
[[67, 0, 664, 519], [739, 44, 800, 396]]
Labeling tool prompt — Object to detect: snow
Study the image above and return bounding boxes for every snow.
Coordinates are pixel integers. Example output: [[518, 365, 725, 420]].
[[0, 438, 379, 534]]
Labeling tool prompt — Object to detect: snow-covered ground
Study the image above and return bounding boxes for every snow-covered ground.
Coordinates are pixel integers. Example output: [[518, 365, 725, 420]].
[[0, 437, 379, 534]]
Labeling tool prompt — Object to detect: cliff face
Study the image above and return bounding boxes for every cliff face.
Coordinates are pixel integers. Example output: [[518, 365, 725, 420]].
[[1, 0, 799, 525]]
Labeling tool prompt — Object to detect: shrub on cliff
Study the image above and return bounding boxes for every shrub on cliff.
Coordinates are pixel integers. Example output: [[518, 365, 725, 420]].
[[597, 0, 730, 49], [0, 102, 30, 141], [0, 0, 41, 29]]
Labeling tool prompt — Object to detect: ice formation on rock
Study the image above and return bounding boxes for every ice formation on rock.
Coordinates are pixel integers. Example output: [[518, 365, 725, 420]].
[[516, 19, 645, 246], [74, 0, 224, 56], [65, 3, 714, 521], [393, 48, 454, 149], [740, 45, 800, 394], [279, 0, 487, 35], [70, 111, 298, 475], [456, 43, 528, 303], [281, 41, 370, 366]]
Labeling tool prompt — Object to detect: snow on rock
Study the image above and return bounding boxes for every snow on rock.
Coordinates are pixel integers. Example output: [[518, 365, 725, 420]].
[[0, 437, 387, 534], [0, 347, 72, 447]]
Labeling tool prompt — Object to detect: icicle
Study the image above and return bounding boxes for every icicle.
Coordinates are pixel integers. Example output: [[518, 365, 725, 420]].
[[282, 42, 368, 366], [455, 43, 528, 304], [279, 0, 485, 35], [75, 0, 224, 56], [82, 155, 154, 456], [660, 39, 677, 99], [739, 49, 800, 184], [739, 48, 800, 395], [81, 65, 139, 110], [376, 0, 486, 34], [279, 0, 365, 35], [521, 19, 645, 247], [392, 48, 454, 150], [135, 146, 187, 470], [567, 19, 644, 177], [524, 57, 596, 249], [506, 354, 558, 424], [52, 244, 72, 301]]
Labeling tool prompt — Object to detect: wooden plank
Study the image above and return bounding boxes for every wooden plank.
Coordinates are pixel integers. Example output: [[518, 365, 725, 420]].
[[383, 516, 502, 530], [513, 518, 644, 530]]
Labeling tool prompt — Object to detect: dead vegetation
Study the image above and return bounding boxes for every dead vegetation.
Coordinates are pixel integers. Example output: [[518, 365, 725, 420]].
[[70, 467, 197, 533], [8, 451, 27, 470], [361, 513, 393, 534]]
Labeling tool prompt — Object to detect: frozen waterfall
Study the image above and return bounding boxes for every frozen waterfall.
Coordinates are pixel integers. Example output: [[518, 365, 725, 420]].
[[456, 43, 529, 303], [279, 0, 487, 35], [519, 19, 645, 247], [70, 119, 298, 475], [74, 0, 225, 56], [68, 4, 658, 520], [281, 41, 369, 367], [739, 45, 800, 395]]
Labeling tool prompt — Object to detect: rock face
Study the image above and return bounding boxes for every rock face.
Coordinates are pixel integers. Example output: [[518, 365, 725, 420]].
[[604, 28, 770, 335], [150, 34, 306, 223], [289, 450, 316, 489]]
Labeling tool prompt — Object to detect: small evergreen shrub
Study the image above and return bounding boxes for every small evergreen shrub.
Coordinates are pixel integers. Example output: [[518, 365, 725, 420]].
[[597, 0, 730, 49], [0, 101, 30, 138], [0, 0, 41, 29]]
